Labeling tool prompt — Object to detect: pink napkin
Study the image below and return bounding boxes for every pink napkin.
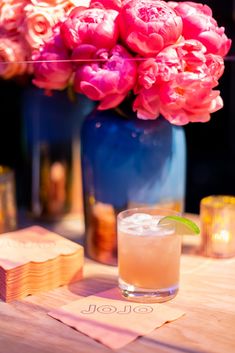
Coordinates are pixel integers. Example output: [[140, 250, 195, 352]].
[[0, 226, 84, 302], [49, 287, 185, 349]]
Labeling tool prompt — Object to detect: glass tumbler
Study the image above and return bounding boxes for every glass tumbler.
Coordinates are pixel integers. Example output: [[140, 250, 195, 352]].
[[200, 195, 235, 258], [117, 208, 181, 303]]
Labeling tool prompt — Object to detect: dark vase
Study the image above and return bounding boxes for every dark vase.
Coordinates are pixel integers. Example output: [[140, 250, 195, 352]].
[[22, 86, 95, 220], [81, 108, 186, 265]]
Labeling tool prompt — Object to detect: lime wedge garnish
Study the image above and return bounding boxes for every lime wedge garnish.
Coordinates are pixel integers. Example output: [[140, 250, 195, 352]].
[[158, 215, 200, 235]]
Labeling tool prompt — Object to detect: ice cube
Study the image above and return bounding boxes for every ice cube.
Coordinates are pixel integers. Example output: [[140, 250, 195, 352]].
[[123, 213, 153, 225]]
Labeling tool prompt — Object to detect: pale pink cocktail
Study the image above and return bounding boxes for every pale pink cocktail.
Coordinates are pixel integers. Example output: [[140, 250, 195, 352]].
[[118, 208, 181, 302]]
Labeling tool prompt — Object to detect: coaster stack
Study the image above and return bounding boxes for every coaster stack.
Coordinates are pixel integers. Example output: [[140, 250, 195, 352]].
[[0, 226, 84, 302]]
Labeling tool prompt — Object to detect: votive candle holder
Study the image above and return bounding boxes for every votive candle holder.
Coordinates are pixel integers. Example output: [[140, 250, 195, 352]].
[[200, 195, 235, 258]]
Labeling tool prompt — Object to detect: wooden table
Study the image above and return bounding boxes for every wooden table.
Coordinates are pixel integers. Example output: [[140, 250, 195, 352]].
[[1, 218, 235, 353]]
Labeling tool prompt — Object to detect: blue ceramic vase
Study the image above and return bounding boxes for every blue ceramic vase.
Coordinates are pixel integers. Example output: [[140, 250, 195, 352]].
[[81, 108, 186, 264]]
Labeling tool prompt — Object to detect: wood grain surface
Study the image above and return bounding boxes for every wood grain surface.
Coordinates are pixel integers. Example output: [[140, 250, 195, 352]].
[[0, 216, 235, 353]]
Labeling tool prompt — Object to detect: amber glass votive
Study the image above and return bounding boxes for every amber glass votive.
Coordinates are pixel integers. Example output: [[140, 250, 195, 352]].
[[0, 166, 17, 234], [200, 195, 235, 258]]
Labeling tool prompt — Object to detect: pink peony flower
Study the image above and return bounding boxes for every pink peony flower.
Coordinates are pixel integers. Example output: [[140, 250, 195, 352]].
[[32, 30, 73, 90], [0, 35, 28, 79], [119, 0, 183, 56], [134, 40, 224, 124], [60, 7, 119, 50], [169, 1, 231, 57], [21, 4, 66, 49], [133, 87, 161, 120], [90, 0, 122, 11], [73, 44, 137, 109]]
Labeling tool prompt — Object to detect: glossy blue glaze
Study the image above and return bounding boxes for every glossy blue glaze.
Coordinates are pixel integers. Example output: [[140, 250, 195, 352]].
[[81, 109, 186, 211]]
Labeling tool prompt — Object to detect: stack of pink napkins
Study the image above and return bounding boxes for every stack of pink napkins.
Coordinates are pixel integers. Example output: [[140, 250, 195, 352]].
[[0, 226, 84, 302]]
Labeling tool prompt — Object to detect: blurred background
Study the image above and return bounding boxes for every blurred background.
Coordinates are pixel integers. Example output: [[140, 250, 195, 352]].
[[0, 0, 234, 215], [183, 0, 235, 212]]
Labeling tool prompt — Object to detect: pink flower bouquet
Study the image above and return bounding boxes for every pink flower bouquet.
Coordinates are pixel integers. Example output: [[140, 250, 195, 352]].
[[1, 0, 232, 125]]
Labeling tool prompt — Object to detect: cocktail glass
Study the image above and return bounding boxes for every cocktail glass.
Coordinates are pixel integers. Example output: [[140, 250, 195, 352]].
[[117, 208, 181, 303]]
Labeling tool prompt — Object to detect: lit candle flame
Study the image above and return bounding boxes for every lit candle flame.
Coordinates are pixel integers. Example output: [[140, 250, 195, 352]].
[[212, 230, 230, 243]]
